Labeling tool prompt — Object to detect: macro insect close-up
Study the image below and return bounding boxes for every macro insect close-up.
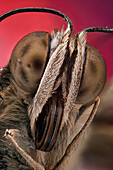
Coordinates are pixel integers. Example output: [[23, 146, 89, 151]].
[[0, 5, 113, 170]]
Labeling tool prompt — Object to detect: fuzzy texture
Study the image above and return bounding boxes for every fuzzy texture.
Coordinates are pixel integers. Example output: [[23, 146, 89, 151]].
[[29, 31, 86, 136], [0, 66, 99, 169], [28, 32, 69, 137], [0, 66, 98, 169], [0, 67, 32, 169], [63, 32, 86, 124], [0, 32, 99, 170]]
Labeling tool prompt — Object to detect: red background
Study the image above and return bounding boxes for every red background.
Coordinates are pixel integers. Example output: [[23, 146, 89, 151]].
[[0, 0, 113, 80]]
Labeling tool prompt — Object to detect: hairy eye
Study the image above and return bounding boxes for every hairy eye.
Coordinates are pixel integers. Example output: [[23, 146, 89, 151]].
[[76, 44, 107, 105]]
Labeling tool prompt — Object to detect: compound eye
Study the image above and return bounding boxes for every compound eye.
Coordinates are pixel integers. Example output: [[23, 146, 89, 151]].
[[76, 44, 107, 105], [10, 31, 51, 93]]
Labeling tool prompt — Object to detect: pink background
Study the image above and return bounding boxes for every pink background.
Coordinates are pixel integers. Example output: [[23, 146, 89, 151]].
[[0, 0, 113, 80]]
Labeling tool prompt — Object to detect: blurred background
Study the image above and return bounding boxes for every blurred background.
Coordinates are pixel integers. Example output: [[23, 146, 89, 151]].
[[0, 0, 113, 169], [0, 0, 113, 80]]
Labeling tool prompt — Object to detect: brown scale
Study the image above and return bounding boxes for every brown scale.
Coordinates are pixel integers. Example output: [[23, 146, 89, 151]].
[[8, 30, 107, 153]]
